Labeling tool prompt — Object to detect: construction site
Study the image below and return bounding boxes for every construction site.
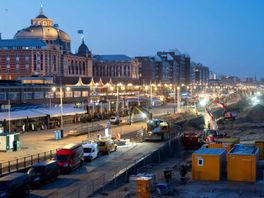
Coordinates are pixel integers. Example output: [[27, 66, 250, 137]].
[[93, 92, 264, 198]]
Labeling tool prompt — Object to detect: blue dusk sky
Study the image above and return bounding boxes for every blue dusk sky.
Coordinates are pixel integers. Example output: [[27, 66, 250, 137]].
[[0, 0, 263, 78]]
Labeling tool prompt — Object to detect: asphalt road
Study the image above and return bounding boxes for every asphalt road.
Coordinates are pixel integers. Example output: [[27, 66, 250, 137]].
[[29, 142, 165, 198]]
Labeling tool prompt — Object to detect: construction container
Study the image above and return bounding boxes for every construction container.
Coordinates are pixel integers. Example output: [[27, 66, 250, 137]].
[[208, 142, 234, 152], [227, 144, 259, 182], [192, 148, 226, 181], [136, 177, 151, 198], [215, 137, 240, 144], [255, 140, 264, 160], [129, 173, 156, 196]]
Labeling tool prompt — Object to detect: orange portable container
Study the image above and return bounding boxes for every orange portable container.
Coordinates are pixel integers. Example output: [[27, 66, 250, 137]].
[[227, 145, 259, 182], [208, 142, 233, 152], [192, 148, 226, 181], [136, 177, 151, 198], [255, 140, 264, 160]]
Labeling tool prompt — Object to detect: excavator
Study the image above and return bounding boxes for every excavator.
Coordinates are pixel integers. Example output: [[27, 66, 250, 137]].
[[207, 100, 237, 120], [182, 100, 228, 146], [128, 105, 170, 141]]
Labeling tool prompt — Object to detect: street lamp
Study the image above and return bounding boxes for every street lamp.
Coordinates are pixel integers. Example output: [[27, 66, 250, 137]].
[[177, 86, 180, 112], [50, 86, 56, 109], [52, 86, 70, 137]]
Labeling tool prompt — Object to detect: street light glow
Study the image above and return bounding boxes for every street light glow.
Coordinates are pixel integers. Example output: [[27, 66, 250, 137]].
[[52, 87, 56, 92]]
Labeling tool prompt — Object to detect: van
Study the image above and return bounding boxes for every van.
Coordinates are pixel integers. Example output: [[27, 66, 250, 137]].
[[0, 172, 30, 198], [97, 139, 117, 154], [27, 160, 59, 186], [82, 143, 99, 161], [56, 143, 84, 172]]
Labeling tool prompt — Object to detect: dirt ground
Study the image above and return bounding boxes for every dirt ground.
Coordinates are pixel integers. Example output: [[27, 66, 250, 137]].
[[94, 98, 264, 198]]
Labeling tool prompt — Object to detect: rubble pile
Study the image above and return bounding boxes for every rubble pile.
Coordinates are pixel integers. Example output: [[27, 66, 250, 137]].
[[245, 104, 264, 122]]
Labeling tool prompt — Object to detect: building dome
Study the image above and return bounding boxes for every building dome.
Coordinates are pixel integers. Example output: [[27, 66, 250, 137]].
[[14, 6, 71, 52], [78, 40, 91, 56]]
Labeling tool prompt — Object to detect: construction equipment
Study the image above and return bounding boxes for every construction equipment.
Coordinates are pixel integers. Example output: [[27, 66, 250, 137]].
[[128, 105, 170, 141], [208, 100, 237, 120]]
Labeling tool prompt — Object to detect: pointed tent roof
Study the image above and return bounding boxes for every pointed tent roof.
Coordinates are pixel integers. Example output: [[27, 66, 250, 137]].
[[89, 77, 96, 87], [74, 77, 88, 86], [109, 78, 115, 87], [98, 78, 104, 87]]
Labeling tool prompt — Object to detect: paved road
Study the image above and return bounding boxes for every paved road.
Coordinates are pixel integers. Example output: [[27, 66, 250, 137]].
[[29, 142, 165, 198]]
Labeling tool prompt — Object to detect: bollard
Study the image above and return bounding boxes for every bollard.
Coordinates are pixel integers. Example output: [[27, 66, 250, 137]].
[[0, 163, 2, 175], [31, 155, 33, 165], [8, 161, 10, 172], [16, 159, 19, 170], [24, 157, 26, 168]]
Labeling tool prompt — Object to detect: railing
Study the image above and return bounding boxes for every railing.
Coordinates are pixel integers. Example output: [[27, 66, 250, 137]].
[[0, 149, 57, 176]]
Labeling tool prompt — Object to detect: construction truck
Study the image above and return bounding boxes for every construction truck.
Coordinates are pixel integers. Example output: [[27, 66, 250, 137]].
[[208, 100, 237, 120], [128, 105, 170, 141], [182, 101, 227, 147]]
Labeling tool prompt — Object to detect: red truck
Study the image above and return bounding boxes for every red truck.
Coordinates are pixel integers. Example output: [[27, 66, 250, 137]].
[[182, 129, 227, 147], [56, 143, 84, 172]]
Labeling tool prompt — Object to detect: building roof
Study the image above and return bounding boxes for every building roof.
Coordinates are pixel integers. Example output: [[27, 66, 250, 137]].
[[193, 148, 226, 155], [229, 144, 259, 155], [93, 54, 132, 62], [0, 38, 46, 48]]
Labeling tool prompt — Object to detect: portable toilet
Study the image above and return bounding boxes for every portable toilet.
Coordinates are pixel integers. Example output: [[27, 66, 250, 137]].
[[192, 148, 226, 181], [0, 133, 20, 151], [136, 176, 151, 198], [255, 140, 264, 160], [227, 144, 259, 182]]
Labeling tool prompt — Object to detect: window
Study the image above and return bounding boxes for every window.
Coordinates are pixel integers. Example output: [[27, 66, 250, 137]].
[[9, 92, 19, 101], [45, 92, 54, 99], [34, 92, 44, 99], [82, 91, 88, 97], [74, 91, 81, 98], [0, 93, 6, 101], [23, 92, 32, 100], [65, 91, 73, 98], [197, 158, 203, 166]]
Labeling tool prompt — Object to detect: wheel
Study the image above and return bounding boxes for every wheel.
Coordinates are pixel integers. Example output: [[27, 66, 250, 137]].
[[107, 150, 110, 155], [24, 186, 30, 197], [114, 146, 117, 152]]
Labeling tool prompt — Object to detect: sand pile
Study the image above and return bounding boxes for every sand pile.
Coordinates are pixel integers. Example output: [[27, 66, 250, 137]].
[[245, 104, 264, 122]]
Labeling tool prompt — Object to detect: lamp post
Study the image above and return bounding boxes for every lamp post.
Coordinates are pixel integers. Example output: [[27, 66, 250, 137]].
[[177, 86, 180, 112], [50, 86, 56, 109], [173, 85, 176, 114], [52, 86, 70, 137]]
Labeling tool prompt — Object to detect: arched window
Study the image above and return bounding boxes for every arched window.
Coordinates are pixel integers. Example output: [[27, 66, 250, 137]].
[[71, 60, 74, 74], [75, 61, 78, 74], [83, 62, 85, 75]]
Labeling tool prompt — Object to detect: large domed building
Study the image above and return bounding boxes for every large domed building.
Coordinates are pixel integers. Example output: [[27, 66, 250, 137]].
[[0, 7, 93, 80], [14, 7, 71, 53]]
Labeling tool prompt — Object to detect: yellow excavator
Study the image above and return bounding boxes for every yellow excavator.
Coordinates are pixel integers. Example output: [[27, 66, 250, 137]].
[[128, 105, 170, 141]]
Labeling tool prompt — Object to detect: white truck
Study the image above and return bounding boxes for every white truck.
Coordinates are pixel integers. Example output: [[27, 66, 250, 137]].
[[82, 142, 99, 161]]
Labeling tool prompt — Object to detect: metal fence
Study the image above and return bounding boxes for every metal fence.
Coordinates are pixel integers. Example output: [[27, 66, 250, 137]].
[[0, 149, 57, 176]]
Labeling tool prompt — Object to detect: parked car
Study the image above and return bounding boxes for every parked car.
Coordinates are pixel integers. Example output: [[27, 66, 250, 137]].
[[27, 160, 59, 187], [82, 142, 99, 161], [97, 139, 117, 154], [56, 143, 84, 172], [0, 172, 30, 198], [110, 116, 120, 125]]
